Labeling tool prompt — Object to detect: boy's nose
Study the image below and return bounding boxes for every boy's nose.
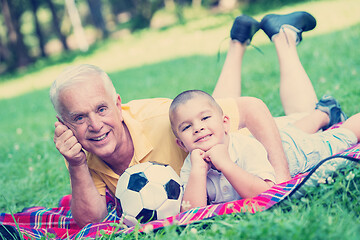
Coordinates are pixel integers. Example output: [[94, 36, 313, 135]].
[[194, 126, 205, 134]]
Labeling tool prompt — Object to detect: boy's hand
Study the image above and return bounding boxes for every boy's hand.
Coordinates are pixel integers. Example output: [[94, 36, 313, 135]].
[[190, 149, 210, 172], [54, 120, 86, 166], [204, 143, 231, 171]]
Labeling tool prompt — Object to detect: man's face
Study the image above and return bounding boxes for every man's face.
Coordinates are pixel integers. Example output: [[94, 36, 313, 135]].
[[59, 77, 125, 160], [172, 97, 229, 153]]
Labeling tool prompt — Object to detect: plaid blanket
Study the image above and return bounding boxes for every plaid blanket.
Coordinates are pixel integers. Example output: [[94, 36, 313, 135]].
[[1, 144, 359, 239]]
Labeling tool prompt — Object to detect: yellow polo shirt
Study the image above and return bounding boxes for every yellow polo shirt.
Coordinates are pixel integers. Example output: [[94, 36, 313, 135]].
[[86, 98, 239, 196]]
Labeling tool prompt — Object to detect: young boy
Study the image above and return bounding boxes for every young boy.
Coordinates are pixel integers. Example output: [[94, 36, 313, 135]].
[[169, 90, 360, 211]]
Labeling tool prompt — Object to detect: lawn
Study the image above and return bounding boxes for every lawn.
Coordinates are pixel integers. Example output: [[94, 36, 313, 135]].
[[1, 0, 360, 239]]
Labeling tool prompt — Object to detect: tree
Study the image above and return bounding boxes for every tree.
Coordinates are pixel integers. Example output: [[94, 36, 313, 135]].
[[0, 36, 11, 74], [0, 0, 33, 71], [129, 0, 163, 30], [86, 0, 109, 39], [45, 0, 69, 51], [107, 0, 134, 25], [65, 0, 89, 51], [29, 0, 47, 58], [192, 0, 201, 7]]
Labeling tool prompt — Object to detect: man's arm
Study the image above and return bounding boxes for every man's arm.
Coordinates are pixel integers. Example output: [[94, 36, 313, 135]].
[[54, 121, 107, 227], [235, 97, 291, 183], [68, 163, 107, 227]]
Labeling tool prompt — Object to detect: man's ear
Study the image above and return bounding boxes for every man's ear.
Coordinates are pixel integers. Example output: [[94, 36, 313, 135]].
[[176, 138, 188, 152], [223, 114, 231, 134], [115, 94, 122, 108], [115, 94, 124, 121]]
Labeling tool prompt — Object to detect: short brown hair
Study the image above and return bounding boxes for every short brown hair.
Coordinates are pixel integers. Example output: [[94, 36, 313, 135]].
[[169, 90, 223, 135]]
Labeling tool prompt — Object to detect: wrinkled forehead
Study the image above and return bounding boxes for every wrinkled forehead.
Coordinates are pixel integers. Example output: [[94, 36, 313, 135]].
[[59, 78, 109, 109]]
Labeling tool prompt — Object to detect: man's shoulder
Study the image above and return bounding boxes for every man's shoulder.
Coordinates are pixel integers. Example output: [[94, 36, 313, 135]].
[[122, 98, 172, 121]]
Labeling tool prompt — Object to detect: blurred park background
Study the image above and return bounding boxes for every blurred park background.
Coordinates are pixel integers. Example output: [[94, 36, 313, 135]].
[[1, 0, 311, 76], [1, 1, 360, 238], [1, 0, 359, 98]]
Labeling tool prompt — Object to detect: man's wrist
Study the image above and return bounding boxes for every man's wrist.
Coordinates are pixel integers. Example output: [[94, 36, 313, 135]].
[[68, 159, 88, 168]]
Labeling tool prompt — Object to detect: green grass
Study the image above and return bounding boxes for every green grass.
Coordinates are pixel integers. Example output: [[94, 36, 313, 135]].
[[1, 1, 360, 239]]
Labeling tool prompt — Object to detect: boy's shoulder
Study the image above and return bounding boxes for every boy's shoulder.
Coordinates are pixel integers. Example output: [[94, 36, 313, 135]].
[[229, 132, 267, 156]]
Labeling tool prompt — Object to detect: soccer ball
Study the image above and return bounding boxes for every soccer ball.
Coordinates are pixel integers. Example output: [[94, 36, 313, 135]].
[[115, 161, 184, 226]]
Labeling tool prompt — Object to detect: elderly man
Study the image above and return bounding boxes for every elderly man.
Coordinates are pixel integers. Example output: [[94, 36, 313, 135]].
[[51, 11, 324, 227]]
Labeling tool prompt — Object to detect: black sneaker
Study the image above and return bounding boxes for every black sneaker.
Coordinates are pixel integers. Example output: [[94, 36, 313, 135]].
[[315, 95, 348, 130], [260, 11, 316, 44], [230, 15, 260, 45]]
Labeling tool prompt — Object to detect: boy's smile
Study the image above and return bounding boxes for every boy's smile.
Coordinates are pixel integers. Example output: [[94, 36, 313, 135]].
[[172, 97, 230, 152]]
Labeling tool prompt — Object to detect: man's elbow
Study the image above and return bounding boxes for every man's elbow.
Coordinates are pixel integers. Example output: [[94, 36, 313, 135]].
[[72, 207, 108, 228]]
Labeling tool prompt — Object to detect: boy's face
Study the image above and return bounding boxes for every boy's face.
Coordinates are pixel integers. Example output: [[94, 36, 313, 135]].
[[172, 97, 230, 153]]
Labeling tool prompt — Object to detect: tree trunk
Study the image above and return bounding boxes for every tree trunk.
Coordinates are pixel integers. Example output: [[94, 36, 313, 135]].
[[0, 36, 11, 73], [192, 0, 201, 7], [0, 0, 33, 70], [45, 0, 69, 51], [164, 0, 175, 9], [65, 0, 89, 52], [86, 0, 109, 39], [218, 0, 237, 10], [29, 0, 47, 58], [130, 0, 162, 30]]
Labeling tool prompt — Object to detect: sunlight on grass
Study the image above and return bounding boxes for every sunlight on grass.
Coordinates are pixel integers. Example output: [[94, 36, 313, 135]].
[[0, 0, 359, 99]]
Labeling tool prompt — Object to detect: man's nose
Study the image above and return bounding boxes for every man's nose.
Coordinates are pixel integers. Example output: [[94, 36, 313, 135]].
[[88, 114, 102, 131]]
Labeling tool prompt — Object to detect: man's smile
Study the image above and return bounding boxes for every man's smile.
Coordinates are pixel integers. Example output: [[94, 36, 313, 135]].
[[89, 132, 110, 141]]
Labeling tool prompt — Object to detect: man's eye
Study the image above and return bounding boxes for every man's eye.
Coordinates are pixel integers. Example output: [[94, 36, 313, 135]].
[[74, 116, 84, 123], [99, 107, 107, 113]]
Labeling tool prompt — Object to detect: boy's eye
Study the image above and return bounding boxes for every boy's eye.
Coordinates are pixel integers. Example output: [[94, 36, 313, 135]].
[[181, 125, 190, 132], [202, 116, 211, 121]]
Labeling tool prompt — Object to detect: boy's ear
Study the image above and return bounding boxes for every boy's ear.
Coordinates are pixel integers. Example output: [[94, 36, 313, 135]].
[[223, 115, 230, 134], [176, 138, 188, 152]]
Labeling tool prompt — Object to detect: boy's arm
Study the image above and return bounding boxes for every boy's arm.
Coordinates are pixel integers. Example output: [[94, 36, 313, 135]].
[[205, 144, 274, 199], [222, 163, 274, 198], [180, 150, 209, 212], [235, 97, 291, 183]]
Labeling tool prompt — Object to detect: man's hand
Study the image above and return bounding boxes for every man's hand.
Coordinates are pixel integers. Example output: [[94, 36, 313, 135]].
[[54, 119, 108, 227], [54, 120, 86, 166]]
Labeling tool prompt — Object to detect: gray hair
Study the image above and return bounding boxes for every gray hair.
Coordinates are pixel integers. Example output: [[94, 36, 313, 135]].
[[50, 64, 117, 119]]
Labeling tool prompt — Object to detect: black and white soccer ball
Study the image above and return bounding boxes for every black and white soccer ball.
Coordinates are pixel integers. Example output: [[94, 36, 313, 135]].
[[115, 161, 184, 226]]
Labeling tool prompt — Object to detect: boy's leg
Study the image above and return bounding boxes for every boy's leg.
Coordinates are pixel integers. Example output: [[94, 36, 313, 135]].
[[339, 113, 360, 142], [261, 12, 318, 115], [293, 110, 329, 134], [293, 95, 348, 133], [212, 41, 245, 98], [212, 15, 260, 98]]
